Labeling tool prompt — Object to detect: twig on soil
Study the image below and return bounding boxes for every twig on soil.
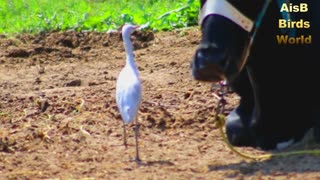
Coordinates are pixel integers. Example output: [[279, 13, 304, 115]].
[[23, 109, 28, 117], [71, 98, 86, 114], [76, 98, 86, 112], [45, 114, 56, 121], [0, 140, 15, 153], [211, 92, 221, 100], [80, 125, 91, 137], [0, 170, 42, 178], [38, 128, 54, 143]]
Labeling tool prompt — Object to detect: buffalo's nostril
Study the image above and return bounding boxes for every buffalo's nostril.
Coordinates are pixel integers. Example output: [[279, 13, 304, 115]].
[[194, 49, 207, 69], [191, 44, 228, 82], [194, 45, 228, 70]]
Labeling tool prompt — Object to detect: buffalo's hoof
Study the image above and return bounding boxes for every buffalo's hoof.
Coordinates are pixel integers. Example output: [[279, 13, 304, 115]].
[[225, 108, 256, 147]]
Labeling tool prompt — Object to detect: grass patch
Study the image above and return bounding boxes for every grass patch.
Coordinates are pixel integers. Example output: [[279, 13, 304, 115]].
[[0, 0, 200, 35]]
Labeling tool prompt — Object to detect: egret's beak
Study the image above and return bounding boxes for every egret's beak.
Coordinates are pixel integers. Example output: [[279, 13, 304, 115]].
[[134, 25, 141, 31]]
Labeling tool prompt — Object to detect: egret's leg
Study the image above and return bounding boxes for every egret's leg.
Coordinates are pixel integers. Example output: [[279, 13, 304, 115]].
[[134, 117, 141, 162], [123, 122, 127, 148]]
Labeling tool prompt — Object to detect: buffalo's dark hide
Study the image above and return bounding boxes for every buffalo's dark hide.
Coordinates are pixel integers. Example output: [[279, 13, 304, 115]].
[[192, 0, 320, 149]]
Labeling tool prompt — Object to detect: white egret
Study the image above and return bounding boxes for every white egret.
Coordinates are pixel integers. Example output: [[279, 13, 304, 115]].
[[116, 24, 142, 162]]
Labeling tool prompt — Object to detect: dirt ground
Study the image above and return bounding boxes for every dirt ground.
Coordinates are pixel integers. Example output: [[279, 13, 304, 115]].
[[1, 27, 320, 179]]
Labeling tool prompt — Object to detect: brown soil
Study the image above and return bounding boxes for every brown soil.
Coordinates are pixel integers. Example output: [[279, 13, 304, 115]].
[[1, 27, 320, 179]]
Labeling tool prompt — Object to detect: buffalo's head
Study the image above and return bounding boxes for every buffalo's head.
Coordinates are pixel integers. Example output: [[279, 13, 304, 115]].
[[191, 0, 271, 83]]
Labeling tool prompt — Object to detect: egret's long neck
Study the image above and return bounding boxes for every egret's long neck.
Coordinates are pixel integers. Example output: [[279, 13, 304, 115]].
[[123, 35, 137, 69]]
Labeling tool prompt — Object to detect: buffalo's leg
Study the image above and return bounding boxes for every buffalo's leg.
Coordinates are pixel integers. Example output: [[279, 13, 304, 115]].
[[226, 68, 256, 147]]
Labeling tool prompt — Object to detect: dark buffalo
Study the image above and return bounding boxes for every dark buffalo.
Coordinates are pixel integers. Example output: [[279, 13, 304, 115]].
[[191, 0, 320, 150]]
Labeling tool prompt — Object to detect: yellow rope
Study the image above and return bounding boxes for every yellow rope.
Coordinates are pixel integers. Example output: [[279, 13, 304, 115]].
[[216, 114, 320, 161]]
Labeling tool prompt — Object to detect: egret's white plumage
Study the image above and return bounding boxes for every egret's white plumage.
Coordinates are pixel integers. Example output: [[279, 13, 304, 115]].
[[116, 73, 141, 123], [116, 24, 142, 162]]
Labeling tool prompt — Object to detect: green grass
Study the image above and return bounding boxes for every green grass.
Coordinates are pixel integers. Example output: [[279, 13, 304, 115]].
[[0, 0, 200, 35]]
